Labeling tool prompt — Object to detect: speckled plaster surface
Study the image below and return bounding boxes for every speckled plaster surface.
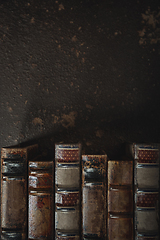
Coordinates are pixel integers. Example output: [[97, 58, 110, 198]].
[[0, 0, 160, 159]]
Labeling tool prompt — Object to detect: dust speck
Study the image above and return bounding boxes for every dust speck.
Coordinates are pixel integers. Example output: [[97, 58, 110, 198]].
[[82, 58, 85, 63], [32, 64, 37, 68], [59, 3, 64, 10], [52, 115, 59, 124], [61, 111, 77, 128], [86, 141, 92, 146], [139, 8, 160, 45], [95, 129, 104, 138], [76, 50, 80, 57], [7, 106, 13, 112], [52, 112, 77, 128], [30, 17, 35, 24], [86, 104, 93, 110], [32, 117, 43, 126], [138, 28, 146, 37], [72, 35, 77, 42]]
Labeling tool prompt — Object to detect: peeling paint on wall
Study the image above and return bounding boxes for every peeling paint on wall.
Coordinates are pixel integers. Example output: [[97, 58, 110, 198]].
[[95, 129, 104, 138], [58, 3, 64, 11], [139, 7, 160, 45], [32, 118, 44, 129], [86, 104, 93, 110], [52, 111, 77, 128]]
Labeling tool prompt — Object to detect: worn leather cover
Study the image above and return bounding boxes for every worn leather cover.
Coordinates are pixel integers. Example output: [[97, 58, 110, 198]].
[[1, 144, 38, 240], [136, 210, 159, 232], [55, 208, 79, 231], [55, 144, 81, 240], [108, 214, 133, 240], [56, 166, 80, 188], [136, 166, 159, 189], [82, 155, 107, 239], [108, 160, 133, 240], [108, 187, 133, 213], [28, 160, 53, 239]]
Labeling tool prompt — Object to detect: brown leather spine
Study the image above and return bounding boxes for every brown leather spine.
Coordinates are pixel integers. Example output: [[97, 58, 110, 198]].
[[133, 144, 160, 240], [82, 155, 107, 239], [1, 144, 38, 240], [28, 160, 53, 240], [107, 160, 133, 240], [55, 144, 81, 240], [126, 143, 160, 240]]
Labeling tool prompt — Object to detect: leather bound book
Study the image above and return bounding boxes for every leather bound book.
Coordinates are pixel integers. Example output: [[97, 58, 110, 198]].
[[133, 144, 159, 240], [82, 155, 107, 240], [55, 144, 81, 240], [1, 144, 38, 240], [126, 143, 160, 240], [28, 160, 53, 240], [107, 160, 133, 240]]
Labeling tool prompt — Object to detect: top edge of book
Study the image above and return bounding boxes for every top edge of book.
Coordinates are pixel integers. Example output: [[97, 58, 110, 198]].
[[1, 143, 38, 152], [108, 160, 133, 162], [29, 161, 53, 169], [55, 144, 81, 163], [1, 144, 38, 159], [55, 143, 81, 149], [82, 155, 107, 157], [2, 143, 38, 149], [126, 143, 160, 160], [82, 155, 107, 161], [127, 143, 160, 149]]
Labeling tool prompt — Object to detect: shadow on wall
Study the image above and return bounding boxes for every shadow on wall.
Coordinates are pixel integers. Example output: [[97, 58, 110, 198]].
[[18, 83, 160, 160]]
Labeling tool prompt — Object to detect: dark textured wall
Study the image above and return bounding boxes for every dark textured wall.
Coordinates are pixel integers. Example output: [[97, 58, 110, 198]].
[[0, 0, 160, 159]]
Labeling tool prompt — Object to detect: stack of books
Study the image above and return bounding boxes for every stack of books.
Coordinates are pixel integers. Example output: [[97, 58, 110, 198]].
[[1, 142, 159, 240]]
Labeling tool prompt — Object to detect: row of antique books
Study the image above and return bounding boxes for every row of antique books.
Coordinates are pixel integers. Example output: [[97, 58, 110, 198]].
[[0, 143, 159, 240]]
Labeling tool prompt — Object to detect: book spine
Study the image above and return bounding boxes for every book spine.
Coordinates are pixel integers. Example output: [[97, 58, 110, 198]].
[[82, 155, 107, 240], [28, 160, 53, 240], [107, 160, 133, 240], [133, 144, 160, 240], [1, 144, 38, 240], [55, 144, 81, 240]]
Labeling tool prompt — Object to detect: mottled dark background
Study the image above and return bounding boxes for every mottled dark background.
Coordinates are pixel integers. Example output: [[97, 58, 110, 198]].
[[0, 0, 160, 159]]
